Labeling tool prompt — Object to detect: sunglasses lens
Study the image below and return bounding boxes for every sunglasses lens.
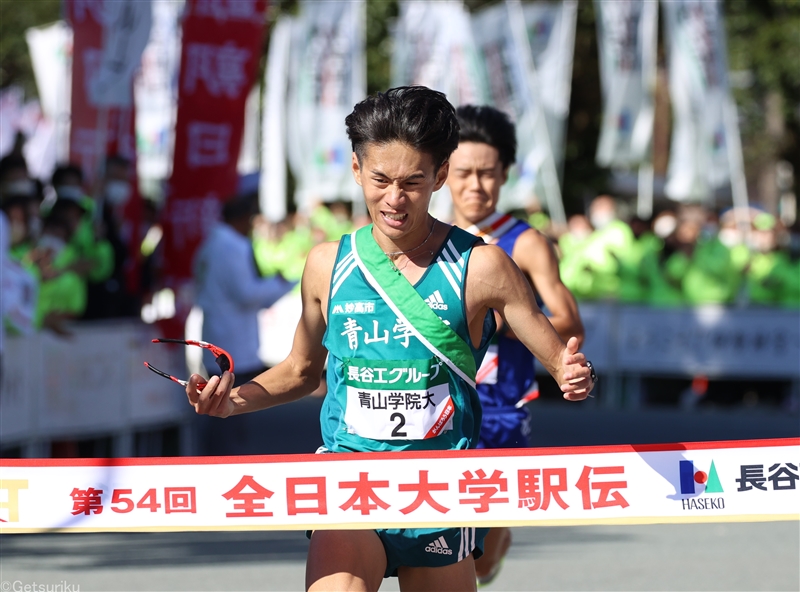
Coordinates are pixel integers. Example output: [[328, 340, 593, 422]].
[[216, 353, 231, 373]]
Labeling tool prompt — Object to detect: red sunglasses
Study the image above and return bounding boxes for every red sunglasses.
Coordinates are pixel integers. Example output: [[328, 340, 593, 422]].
[[144, 338, 234, 390]]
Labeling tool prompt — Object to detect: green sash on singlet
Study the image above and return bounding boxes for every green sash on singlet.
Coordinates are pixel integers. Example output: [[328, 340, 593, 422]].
[[351, 225, 477, 387]]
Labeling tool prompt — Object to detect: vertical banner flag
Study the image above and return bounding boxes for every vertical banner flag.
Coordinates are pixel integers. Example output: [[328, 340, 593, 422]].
[[390, 0, 485, 222], [284, 0, 366, 212], [66, 0, 151, 297], [261, 16, 293, 222], [25, 20, 73, 167], [160, 0, 267, 335], [66, 0, 150, 182], [135, 0, 183, 185], [663, 0, 732, 202], [391, 0, 486, 108], [594, 0, 658, 169], [471, 1, 576, 217]]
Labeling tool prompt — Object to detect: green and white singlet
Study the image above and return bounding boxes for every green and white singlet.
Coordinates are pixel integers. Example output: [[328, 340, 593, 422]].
[[320, 225, 495, 453]]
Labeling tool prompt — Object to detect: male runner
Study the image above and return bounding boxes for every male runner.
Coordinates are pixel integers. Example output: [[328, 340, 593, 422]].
[[447, 105, 585, 585], [187, 87, 594, 592]]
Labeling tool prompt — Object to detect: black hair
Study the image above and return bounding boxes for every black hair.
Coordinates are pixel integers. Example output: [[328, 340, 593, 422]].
[[455, 105, 517, 168], [345, 86, 460, 170], [222, 193, 258, 223], [0, 154, 29, 181], [51, 163, 84, 187]]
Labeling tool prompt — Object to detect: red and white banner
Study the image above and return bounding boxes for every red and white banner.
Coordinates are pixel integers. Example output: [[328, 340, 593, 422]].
[[66, 0, 147, 180], [1, 439, 796, 533], [66, 0, 150, 296], [158, 0, 267, 336]]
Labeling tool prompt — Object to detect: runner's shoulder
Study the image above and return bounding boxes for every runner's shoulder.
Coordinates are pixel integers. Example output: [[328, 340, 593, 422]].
[[469, 240, 517, 274], [305, 240, 341, 281], [512, 226, 558, 264]]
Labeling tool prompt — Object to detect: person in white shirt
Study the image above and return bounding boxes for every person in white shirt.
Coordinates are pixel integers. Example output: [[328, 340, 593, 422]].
[[193, 194, 296, 383], [192, 194, 296, 455]]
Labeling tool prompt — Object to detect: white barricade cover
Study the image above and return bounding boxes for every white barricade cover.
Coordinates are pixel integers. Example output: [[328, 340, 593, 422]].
[[1, 322, 187, 445], [1, 439, 797, 533], [616, 306, 800, 378]]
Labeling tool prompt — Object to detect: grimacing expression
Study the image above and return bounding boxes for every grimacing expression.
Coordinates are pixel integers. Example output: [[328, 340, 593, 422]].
[[446, 142, 508, 224], [351, 141, 448, 239]]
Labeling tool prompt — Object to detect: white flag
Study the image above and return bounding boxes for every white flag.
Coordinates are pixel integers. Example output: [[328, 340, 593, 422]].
[[261, 16, 293, 222], [663, 0, 732, 201], [89, 0, 153, 108], [391, 0, 486, 107], [134, 0, 183, 182], [471, 1, 575, 218], [285, 0, 367, 211], [595, 0, 658, 169]]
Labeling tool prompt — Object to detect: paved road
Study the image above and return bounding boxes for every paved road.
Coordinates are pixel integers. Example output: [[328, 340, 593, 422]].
[[1, 521, 798, 591]]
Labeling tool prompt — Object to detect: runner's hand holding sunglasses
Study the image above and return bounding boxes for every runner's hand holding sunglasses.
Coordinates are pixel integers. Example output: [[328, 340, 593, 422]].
[[144, 338, 234, 390]]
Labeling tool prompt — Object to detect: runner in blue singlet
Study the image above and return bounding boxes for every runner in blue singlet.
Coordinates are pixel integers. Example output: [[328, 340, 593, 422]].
[[186, 88, 594, 592], [447, 105, 585, 587]]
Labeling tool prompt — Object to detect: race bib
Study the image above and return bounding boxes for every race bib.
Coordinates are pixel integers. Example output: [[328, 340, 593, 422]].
[[476, 344, 499, 385], [343, 357, 454, 441]]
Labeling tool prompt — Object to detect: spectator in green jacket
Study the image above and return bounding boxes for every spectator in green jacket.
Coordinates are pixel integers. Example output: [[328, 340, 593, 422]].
[[745, 213, 800, 307], [663, 207, 741, 305], [50, 165, 115, 285]]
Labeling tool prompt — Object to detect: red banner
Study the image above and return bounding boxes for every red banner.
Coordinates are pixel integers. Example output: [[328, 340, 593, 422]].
[[65, 0, 144, 295], [159, 0, 268, 336]]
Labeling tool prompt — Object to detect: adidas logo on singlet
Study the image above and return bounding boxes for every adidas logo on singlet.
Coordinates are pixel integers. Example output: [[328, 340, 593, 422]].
[[424, 290, 448, 311], [425, 535, 453, 555]]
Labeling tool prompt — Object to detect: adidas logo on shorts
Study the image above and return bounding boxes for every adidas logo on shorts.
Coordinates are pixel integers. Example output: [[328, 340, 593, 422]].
[[424, 290, 448, 311], [424, 535, 453, 555]]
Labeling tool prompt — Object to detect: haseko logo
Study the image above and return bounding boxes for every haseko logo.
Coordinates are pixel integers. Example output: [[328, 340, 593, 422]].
[[680, 460, 724, 495]]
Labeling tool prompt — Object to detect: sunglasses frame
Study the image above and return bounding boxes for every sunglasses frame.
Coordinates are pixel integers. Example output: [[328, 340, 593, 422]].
[[144, 338, 234, 390]]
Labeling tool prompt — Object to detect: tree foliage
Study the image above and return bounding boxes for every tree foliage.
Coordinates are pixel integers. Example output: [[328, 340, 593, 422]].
[[0, 0, 61, 95]]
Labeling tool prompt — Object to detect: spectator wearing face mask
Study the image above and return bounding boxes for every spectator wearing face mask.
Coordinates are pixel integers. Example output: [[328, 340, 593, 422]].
[[745, 213, 800, 307], [560, 195, 636, 301], [50, 164, 115, 287], [663, 206, 741, 305], [29, 212, 88, 334], [83, 155, 141, 319]]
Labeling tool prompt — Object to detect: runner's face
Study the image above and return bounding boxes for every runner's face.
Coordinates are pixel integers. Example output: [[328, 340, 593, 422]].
[[352, 141, 448, 242], [446, 142, 508, 225]]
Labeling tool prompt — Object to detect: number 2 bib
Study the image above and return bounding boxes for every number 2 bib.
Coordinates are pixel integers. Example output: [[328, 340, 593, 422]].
[[343, 357, 454, 440]]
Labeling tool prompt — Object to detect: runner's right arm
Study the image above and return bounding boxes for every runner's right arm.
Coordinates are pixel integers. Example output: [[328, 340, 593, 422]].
[[186, 241, 337, 417]]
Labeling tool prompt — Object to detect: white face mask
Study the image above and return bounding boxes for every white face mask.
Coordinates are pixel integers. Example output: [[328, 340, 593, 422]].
[[718, 228, 742, 248], [653, 216, 677, 239], [589, 210, 615, 230], [105, 180, 132, 206], [38, 234, 66, 258], [4, 179, 36, 197], [55, 185, 85, 202]]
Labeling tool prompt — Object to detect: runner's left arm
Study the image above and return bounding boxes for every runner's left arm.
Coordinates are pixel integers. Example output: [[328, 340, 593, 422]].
[[515, 229, 584, 347], [186, 242, 336, 417], [466, 243, 593, 400]]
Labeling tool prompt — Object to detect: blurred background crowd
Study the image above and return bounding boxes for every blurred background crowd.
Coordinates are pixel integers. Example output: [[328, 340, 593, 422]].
[[1, 0, 798, 457]]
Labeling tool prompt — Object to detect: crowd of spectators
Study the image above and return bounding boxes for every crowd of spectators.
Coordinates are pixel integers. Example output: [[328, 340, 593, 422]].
[[554, 195, 800, 308], [0, 149, 147, 338], [2, 143, 798, 349], [248, 195, 800, 310]]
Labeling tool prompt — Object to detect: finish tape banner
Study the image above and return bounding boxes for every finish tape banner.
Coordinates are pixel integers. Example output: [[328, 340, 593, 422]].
[[1, 439, 797, 533]]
